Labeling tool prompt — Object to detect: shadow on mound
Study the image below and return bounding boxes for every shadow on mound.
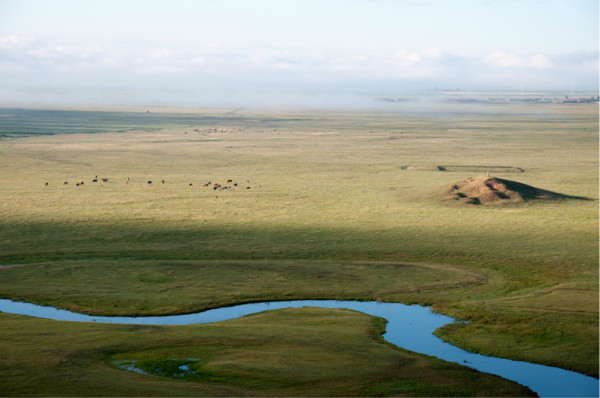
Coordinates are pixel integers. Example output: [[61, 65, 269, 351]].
[[433, 175, 590, 205]]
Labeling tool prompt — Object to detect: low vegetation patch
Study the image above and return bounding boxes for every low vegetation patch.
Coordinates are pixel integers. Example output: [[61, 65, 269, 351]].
[[0, 260, 485, 316], [0, 309, 536, 396]]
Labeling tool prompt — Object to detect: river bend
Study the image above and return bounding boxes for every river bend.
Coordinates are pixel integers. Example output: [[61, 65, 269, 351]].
[[0, 298, 597, 397]]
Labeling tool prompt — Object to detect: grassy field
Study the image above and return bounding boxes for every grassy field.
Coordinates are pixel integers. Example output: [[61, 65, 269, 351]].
[[0, 103, 597, 395]]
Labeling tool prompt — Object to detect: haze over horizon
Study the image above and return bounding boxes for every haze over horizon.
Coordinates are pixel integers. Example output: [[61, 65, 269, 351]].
[[0, 0, 598, 109]]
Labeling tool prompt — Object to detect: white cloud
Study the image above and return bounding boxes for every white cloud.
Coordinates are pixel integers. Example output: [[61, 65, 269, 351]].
[[133, 65, 186, 75], [0, 35, 597, 108], [394, 49, 422, 66], [25, 44, 102, 61], [529, 53, 553, 69], [146, 48, 173, 59], [484, 51, 553, 69], [190, 56, 205, 65], [350, 54, 368, 62], [421, 48, 446, 60], [0, 34, 35, 49]]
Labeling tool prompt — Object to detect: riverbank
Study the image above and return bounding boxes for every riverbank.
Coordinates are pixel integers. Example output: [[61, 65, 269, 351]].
[[0, 302, 537, 397], [1, 298, 598, 396]]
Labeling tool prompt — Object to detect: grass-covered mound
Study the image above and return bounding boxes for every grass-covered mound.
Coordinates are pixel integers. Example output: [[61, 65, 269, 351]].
[[433, 175, 582, 205]]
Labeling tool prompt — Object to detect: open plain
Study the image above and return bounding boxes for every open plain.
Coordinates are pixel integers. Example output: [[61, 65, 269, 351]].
[[0, 103, 597, 396]]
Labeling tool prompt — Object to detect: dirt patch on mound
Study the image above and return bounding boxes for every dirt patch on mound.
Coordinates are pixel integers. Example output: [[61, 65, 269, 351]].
[[434, 175, 585, 205]]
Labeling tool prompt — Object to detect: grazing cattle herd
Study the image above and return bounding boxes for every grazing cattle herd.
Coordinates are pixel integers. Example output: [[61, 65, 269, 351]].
[[45, 176, 259, 191]]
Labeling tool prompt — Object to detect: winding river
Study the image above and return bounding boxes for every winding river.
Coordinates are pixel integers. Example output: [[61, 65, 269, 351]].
[[0, 298, 597, 397]]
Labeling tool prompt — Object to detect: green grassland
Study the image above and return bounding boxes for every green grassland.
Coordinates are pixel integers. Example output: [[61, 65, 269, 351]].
[[0, 309, 535, 397], [0, 103, 597, 396]]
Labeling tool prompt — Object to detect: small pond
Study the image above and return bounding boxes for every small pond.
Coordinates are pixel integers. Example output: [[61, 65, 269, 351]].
[[110, 358, 201, 378], [0, 298, 597, 397]]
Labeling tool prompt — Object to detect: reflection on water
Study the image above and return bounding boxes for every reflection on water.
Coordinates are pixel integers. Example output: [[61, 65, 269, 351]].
[[0, 298, 597, 397]]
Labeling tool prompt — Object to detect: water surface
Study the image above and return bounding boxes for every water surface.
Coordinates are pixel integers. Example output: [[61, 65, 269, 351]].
[[0, 298, 597, 397]]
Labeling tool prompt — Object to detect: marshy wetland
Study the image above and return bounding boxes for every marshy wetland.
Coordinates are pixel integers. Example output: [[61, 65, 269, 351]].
[[0, 104, 597, 396]]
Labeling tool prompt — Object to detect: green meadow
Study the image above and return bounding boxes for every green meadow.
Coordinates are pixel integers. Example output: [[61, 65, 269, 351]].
[[0, 104, 597, 396]]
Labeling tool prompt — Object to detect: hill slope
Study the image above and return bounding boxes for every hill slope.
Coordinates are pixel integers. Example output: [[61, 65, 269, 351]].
[[431, 175, 580, 205]]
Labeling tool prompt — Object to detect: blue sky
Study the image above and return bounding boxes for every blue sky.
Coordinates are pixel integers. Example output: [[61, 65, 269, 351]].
[[0, 0, 598, 108]]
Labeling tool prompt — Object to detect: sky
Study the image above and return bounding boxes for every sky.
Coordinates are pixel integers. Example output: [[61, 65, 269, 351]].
[[0, 0, 598, 108]]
